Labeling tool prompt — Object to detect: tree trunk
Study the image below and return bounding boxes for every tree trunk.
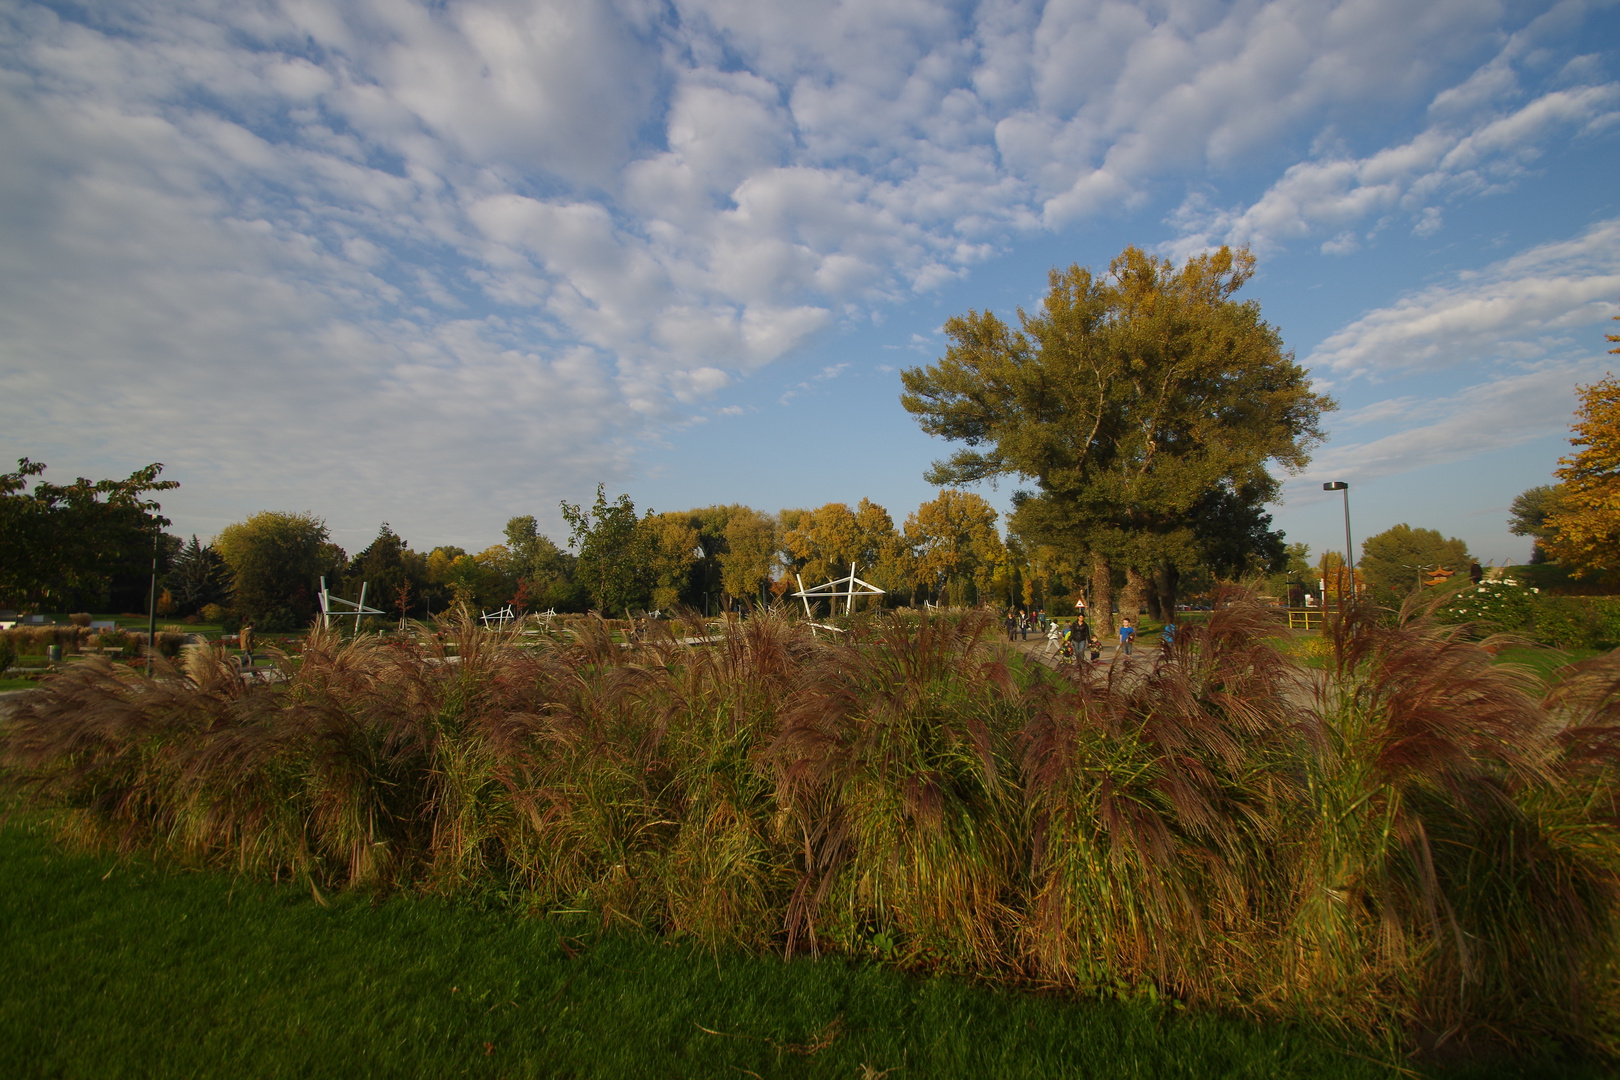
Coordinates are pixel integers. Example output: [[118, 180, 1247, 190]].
[[1144, 569, 1164, 622], [1122, 566, 1148, 624], [1157, 562, 1180, 619], [1090, 555, 1114, 637]]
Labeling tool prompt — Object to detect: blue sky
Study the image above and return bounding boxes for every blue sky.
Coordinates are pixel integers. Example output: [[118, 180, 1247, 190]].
[[2, 0, 1617, 568]]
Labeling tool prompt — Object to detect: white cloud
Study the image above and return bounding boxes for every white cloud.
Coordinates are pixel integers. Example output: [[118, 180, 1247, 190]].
[[0, 0, 1614, 544], [1306, 217, 1620, 377], [1287, 360, 1607, 496], [1165, 22, 1620, 256]]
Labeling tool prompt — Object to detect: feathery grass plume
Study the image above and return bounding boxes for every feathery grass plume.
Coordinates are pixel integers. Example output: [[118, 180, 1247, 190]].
[[1296, 598, 1604, 1041], [623, 610, 800, 946], [1019, 596, 1305, 1002], [5, 600, 1620, 1053], [768, 610, 1024, 969], [1530, 650, 1620, 1051]]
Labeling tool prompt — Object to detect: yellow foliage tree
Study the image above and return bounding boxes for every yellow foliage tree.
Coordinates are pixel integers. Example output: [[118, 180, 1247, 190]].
[[1542, 372, 1620, 576], [904, 489, 1005, 607], [641, 511, 700, 612]]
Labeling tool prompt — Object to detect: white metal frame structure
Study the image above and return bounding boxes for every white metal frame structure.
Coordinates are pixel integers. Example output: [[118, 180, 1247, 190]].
[[792, 563, 885, 618], [318, 577, 385, 630], [480, 604, 517, 630]]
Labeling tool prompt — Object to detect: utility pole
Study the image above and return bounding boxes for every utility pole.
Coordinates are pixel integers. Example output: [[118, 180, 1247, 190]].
[[146, 532, 158, 677]]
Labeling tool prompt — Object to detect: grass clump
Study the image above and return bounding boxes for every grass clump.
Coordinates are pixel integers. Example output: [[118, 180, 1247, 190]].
[[2, 600, 1617, 1062]]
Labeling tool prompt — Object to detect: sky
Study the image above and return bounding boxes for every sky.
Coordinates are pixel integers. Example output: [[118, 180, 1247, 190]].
[[2, 0, 1618, 569]]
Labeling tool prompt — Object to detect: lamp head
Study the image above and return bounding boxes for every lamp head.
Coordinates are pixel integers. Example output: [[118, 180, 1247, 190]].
[[1323, 481, 1348, 491]]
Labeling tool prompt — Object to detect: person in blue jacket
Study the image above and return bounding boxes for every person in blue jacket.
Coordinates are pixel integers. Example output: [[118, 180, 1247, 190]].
[[1118, 618, 1135, 656]]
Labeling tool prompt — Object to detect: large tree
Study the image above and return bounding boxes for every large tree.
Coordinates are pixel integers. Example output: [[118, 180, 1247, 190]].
[[1508, 484, 1567, 565], [1358, 524, 1471, 608], [900, 245, 1332, 631], [903, 489, 1005, 607], [215, 511, 346, 630], [165, 535, 231, 616], [561, 485, 652, 617], [0, 458, 178, 612]]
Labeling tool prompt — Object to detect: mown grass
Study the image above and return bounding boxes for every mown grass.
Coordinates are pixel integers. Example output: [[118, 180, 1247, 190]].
[[0, 818, 1459, 1080]]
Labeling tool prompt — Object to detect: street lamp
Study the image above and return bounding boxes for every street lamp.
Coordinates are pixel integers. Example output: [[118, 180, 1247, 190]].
[[1324, 481, 1354, 600]]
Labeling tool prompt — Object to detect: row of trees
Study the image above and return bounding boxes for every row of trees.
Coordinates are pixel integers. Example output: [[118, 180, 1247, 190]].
[[196, 488, 1076, 630]]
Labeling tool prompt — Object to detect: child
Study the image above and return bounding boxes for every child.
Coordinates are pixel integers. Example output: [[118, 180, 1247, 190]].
[[1118, 618, 1135, 656], [1088, 636, 1102, 663]]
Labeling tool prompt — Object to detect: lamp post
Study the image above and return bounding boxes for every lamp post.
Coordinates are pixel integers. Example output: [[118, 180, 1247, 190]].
[[1323, 481, 1353, 600]]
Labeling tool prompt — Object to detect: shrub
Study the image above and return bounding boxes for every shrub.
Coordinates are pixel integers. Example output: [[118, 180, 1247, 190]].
[[68, 613, 92, 628], [0, 633, 14, 672], [199, 603, 226, 624], [1437, 577, 1536, 635]]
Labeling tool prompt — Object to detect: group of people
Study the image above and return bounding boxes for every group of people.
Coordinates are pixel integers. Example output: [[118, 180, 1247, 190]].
[[1043, 614, 1103, 663], [1003, 603, 1179, 664]]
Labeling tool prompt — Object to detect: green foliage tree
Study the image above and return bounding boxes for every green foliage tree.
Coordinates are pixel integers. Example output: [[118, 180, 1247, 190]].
[[1357, 524, 1471, 608], [164, 535, 231, 616], [0, 458, 179, 612], [215, 511, 346, 631], [561, 485, 652, 617], [901, 246, 1332, 630], [674, 504, 777, 613], [1508, 484, 1567, 565], [503, 515, 585, 613], [343, 524, 426, 621]]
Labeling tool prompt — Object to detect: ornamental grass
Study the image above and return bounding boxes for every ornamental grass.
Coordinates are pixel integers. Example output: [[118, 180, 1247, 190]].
[[2, 600, 1618, 1053]]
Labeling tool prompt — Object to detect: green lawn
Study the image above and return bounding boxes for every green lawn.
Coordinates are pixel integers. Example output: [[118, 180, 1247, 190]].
[[5, 820, 1577, 1080]]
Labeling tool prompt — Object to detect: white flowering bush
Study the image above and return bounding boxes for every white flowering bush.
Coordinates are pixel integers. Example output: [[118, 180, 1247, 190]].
[[1436, 578, 1535, 635]]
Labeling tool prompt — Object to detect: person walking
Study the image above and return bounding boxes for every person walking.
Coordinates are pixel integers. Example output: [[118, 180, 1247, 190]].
[[1045, 620, 1062, 657], [1161, 621, 1177, 654], [1118, 618, 1135, 657]]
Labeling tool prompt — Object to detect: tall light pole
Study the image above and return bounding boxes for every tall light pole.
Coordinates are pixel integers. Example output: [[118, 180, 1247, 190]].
[[1324, 481, 1353, 599]]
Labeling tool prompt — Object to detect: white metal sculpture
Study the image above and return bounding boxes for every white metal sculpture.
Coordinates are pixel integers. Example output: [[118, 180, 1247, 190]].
[[792, 563, 885, 618], [480, 604, 517, 629], [318, 577, 385, 631]]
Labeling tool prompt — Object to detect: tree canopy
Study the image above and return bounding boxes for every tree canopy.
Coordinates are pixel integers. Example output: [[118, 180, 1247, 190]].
[[561, 485, 652, 617], [900, 245, 1332, 623], [1541, 374, 1620, 577], [1358, 524, 1471, 607], [0, 458, 178, 612], [215, 511, 345, 630]]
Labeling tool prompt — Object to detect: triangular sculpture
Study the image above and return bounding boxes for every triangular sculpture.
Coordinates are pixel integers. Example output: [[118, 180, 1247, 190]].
[[792, 563, 885, 618], [318, 577, 386, 630]]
